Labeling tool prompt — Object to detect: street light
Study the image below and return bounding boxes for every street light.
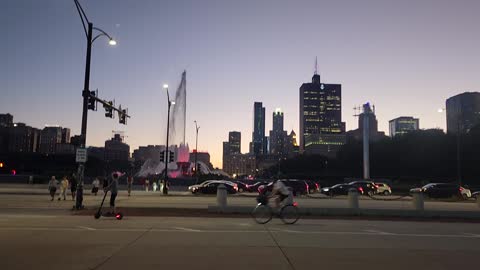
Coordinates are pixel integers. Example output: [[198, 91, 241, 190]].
[[194, 120, 200, 184], [438, 108, 462, 186], [73, 0, 117, 209], [163, 84, 174, 194]]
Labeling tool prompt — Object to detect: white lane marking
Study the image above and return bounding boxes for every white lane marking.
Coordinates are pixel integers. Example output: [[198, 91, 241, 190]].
[[173, 227, 202, 232], [0, 227, 479, 239], [77, 226, 96, 231], [270, 228, 302, 233], [364, 229, 396, 235], [463, 233, 480, 237]]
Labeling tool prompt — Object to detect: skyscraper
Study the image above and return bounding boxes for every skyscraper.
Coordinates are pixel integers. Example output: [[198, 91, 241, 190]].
[[39, 126, 62, 154], [228, 131, 241, 154], [446, 92, 480, 134], [389, 117, 420, 137], [0, 114, 13, 128], [299, 70, 345, 155], [269, 108, 287, 156], [251, 102, 266, 155], [104, 133, 130, 161]]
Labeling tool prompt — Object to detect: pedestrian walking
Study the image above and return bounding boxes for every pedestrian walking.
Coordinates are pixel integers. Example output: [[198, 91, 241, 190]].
[[58, 176, 69, 201], [127, 175, 133, 197], [48, 176, 58, 201], [145, 179, 150, 192], [159, 180, 164, 193], [70, 176, 77, 201], [153, 181, 158, 192], [91, 177, 100, 196]]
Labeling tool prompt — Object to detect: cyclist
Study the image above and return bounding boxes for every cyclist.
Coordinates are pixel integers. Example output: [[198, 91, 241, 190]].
[[270, 180, 290, 209]]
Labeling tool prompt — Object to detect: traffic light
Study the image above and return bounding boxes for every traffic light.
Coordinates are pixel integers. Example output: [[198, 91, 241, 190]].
[[104, 101, 113, 118], [0, 162, 3, 168], [196, 163, 201, 174], [169, 151, 175, 163], [119, 109, 127, 125], [160, 151, 165, 162], [88, 91, 96, 110]]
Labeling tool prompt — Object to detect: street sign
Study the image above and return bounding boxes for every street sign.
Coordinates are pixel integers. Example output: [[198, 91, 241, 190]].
[[76, 148, 88, 163]]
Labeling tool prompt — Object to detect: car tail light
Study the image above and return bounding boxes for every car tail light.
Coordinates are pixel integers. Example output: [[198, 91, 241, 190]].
[[459, 187, 463, 192], [315, 183, 319, 189], [293, 202, 298, 207], [375, 184, 379, 188], [358, 187, 364, 193]]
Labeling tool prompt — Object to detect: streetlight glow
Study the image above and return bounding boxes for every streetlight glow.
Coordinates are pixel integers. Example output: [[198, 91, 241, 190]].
[[108, 39, 117, 46], [171, 101, 176, 105], [438, 108, 445, 113], [163, 84, 169, 89]]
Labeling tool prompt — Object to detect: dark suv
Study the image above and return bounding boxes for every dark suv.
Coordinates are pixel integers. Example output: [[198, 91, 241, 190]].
[[411, 183, 471, 199], [348, 181, 378, 196]]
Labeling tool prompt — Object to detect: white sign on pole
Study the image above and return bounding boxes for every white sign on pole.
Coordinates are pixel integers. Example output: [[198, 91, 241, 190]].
[[76, 148, 88, 163]]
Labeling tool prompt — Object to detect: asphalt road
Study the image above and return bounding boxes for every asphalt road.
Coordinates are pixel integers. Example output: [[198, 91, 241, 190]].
[[0, 213, 479, 270]]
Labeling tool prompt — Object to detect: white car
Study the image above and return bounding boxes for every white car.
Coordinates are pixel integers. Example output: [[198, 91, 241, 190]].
[[374, 183, 392, 195]]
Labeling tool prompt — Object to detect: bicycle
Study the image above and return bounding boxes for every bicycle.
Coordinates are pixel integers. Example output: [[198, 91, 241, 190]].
[[252, 195, 300, 224]]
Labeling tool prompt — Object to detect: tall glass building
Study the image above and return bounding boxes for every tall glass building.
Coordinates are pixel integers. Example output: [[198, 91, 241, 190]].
[[446, 92, 480, 134], [251, 102, 266, 155], [389, 117, 419, 137], [299, 72, 345, 154]]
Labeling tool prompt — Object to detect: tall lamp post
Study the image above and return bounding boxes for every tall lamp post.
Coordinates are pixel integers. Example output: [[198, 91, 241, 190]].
[[74, 0, 116, 209], [438, 108, 462, 186], [163, 84, 175, 194], [194, 121, 200, 184]]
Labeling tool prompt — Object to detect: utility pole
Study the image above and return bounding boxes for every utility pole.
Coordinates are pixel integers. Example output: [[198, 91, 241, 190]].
[[194, 121, 200, 184]]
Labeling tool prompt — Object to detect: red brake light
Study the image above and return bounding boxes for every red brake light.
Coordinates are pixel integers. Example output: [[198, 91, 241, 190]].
[[293, 202, 298, 207], [315, 183, 319, 189], [459, 187, 463, 192], [358, 187, 364, 192]]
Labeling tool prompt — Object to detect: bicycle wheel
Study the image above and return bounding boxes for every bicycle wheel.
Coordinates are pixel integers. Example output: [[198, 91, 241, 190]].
[[280, 205, 300, 224], [252, 204, 273, 224]]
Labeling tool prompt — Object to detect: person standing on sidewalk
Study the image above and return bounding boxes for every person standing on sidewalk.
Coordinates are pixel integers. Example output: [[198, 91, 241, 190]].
[[48, 176, 58, 201], [127, 175, 133, 197], [58, 176, 69, 201], [91, 177, 100, 196], [106, 172, 120, 214], [145, 179, 150, 192]]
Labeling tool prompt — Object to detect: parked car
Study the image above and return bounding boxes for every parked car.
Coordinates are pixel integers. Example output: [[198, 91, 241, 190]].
[[190, 180, 238, 194], [262, 179, 309, 196], [233, 181, 248, 192], [305, 180, 320, 194], [374, 183, 392, 195], [245, 181, 269, 192], [321, 184, 363, 196], [410, 183, 471, 199], [188, 180, 214, 193], [348, 181, 378, 196], [472, 191, 480, 200]]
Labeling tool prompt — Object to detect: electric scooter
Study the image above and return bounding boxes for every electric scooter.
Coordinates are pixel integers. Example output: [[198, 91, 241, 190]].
[[94, 189, 123, 220]]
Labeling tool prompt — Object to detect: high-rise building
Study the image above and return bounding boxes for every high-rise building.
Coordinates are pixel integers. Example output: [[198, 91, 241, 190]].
[[104, 133, 130, 161], [446, 92, 480, 134], [8, 123, 40, 153], [61, 128, 71, 144], [228, 131, 241, 154], [299, 71, 345, 154], [222, 153, 256, 177], [39, 126, 62, 154], [251, 102, 266, 155], [0, 114, 13, 128], [269, 108, 288, 156], [189, 152, 213, 170], [389, 117, 420, 137], [132, 145, 162, 162]]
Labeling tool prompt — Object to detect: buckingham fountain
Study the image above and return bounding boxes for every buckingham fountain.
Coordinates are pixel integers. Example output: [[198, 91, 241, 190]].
[[136, 71, 226, 179]]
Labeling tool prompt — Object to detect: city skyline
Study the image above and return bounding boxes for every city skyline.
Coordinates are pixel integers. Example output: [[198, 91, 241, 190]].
[[3, 0, 480, 168]]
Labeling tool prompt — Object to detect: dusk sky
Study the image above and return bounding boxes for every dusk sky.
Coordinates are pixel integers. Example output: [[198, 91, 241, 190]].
[[2, 0, 480, 168]]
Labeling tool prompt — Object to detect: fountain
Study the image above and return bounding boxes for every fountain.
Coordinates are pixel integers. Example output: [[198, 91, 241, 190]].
[[135, 71, 227, 179]]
